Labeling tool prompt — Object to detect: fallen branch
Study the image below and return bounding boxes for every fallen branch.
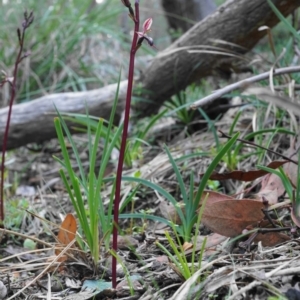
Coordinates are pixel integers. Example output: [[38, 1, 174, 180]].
[[190, 66, 300, 109], [0, 81, 127, 150]]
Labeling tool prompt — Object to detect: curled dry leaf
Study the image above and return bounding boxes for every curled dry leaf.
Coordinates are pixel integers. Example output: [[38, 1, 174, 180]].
[[202, 199, 264, 237], [182, 242, 193, 251]]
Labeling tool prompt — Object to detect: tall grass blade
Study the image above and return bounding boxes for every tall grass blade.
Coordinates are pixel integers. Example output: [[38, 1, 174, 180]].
[[267, 0, 300, 43]]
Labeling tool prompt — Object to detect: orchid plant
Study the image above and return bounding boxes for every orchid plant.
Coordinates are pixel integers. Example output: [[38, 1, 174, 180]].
[[0, 11, 33, 224], [112, 0, 155, 288]]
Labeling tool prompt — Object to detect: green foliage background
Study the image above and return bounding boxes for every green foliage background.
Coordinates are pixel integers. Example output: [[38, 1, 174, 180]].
[[0, 0, 160, 105]]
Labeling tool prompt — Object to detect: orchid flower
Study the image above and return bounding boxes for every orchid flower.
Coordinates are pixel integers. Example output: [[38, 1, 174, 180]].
[[136, 18, 155, 47]]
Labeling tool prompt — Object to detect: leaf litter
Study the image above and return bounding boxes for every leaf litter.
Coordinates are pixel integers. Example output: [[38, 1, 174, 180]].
[[1, 104, 300, 299]]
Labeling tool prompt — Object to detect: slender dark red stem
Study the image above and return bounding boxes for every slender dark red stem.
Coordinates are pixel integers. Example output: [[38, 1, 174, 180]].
[[0, 30, 26, 223], [112, 0, 140, 288]]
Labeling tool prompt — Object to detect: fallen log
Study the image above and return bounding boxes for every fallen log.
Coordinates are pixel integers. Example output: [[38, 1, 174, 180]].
[[0, 81, 127, 150]]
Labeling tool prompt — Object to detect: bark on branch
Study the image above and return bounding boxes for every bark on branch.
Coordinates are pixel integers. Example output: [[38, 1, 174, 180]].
[[162, 0, 216, 33]]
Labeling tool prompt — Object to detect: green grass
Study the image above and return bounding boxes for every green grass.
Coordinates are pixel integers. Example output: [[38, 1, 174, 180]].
[[0, 0, 131, 102], [165, 82, 213, 126], [53, 75, 123, 263], [116, 133, 239, 242]]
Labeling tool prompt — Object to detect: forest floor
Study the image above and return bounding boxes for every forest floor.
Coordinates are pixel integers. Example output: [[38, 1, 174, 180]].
[[0, 97, 299, 300]]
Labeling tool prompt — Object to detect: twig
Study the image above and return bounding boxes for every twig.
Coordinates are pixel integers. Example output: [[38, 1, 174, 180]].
[[190, 66, 300, 109]]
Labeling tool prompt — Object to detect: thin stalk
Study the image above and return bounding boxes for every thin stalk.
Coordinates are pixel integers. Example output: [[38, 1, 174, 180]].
[[0, 12, 33, 222], [112, 0, 140, 288]]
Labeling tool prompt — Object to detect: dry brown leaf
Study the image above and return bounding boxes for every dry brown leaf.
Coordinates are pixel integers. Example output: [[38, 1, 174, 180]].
[[205, 233, 228, 248], [200, 190, 234, 203], [55, 214, 77, 258], [202, 199, 264, 237], [256, 173, 285, 204], [256, 188, 279, 205], [257, 143, 299, 204], [182, 242, 193, 251], [159, 190, 234, 224], [208, 160, 288, 181], [245, 220, 291, 247], [282, 141, 298, 187], [254, 232, 290, 247], [57, 214, 77, 245], [283, 162, 298, 188]]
